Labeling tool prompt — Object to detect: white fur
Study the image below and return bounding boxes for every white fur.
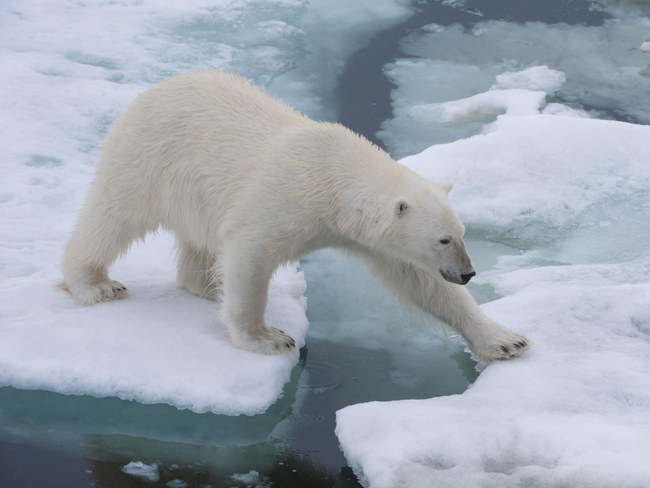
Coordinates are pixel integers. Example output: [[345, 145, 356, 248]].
[[62, 70, 529, 361]]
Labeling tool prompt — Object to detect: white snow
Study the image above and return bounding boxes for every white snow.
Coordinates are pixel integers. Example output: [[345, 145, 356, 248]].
[[336, 82, 650, 487], [641, 41, 650, 53], [403, 115, 650, 244], [337, 262, 650, 487], [421, 23, 445, 33], [121, 462, 160, 482]]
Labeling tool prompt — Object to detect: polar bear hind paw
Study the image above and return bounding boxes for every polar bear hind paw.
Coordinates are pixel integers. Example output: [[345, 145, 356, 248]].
[[231, 327, 296, 355]]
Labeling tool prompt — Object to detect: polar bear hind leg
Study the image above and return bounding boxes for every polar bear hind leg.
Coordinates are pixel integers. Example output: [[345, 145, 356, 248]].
[[176, 241, 221, 301], [62, 194, 151, 305]]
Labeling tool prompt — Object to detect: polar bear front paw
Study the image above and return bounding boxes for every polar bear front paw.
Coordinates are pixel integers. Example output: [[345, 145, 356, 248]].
[[230, 326, 296, 355], [470, 328, 530, 363], [64, 280, 128, 305]]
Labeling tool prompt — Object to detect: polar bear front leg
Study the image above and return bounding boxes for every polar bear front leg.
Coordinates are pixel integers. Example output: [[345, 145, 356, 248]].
[[364, 254, 529, 363], [425, 279, 530, 363], [220, 238, 296, 355]]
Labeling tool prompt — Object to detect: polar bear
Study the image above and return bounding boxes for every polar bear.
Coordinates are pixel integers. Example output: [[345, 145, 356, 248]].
[[62, 70, 529, 363]]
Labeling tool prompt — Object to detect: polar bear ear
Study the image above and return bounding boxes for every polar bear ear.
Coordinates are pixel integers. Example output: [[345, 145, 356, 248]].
[[440, 182, 454, 194], [395, 199, 410, 216]]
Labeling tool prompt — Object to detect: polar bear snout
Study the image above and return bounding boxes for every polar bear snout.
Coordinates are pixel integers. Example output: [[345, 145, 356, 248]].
[[441, 267, 476, 285]]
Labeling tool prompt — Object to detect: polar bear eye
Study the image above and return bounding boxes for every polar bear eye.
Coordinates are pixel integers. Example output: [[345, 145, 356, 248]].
[[439, 239, 450, 245]]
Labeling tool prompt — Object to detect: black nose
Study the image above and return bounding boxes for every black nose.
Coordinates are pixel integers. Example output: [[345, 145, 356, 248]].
[[461, 272, 476, 284]]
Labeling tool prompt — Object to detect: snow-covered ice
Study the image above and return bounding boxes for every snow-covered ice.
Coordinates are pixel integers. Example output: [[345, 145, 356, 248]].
[[591, 0, 650, 17], [337, 262, 650, 487], [0, 231, 307, 415], [408, 88, 547, 125], [403, 113, 650, 245], [336, 77, 650, 487], [121, 461, 160, 482]]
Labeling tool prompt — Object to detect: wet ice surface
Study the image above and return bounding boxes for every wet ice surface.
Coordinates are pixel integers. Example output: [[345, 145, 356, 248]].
[[1, 0, 649, 487]]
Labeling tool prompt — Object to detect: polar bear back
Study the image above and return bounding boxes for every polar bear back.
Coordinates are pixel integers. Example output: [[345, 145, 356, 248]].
[[103, 70, 306, 176], [93, 71, 317, 246], [92, 70, 424, 252]]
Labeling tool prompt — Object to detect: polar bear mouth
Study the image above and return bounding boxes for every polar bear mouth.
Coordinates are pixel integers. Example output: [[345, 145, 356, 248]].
[[440, 270, 458, 284], [441, 270, 475, 285]]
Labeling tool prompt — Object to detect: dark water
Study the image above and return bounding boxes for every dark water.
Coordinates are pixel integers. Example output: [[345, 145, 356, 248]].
[[0, 1, 607, 487]]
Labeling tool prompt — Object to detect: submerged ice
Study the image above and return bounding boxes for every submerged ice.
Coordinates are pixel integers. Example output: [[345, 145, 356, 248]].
[[379, 17, 650, 157]]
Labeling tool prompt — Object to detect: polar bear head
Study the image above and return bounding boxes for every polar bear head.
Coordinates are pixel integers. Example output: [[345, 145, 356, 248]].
[[387, 181, 476, 285]]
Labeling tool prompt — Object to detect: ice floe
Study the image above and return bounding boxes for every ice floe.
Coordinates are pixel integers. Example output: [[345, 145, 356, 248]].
[[0, 229, 307, 415], [336, 77, 650, 487], [122, 461, 160, 482], [337, 260, 650, 487], [229, 470, 270, 487], [402, 113, 650, 245]]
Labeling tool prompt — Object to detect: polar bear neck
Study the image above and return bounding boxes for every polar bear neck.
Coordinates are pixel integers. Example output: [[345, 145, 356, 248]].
[[292, 122, 430, 248]]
